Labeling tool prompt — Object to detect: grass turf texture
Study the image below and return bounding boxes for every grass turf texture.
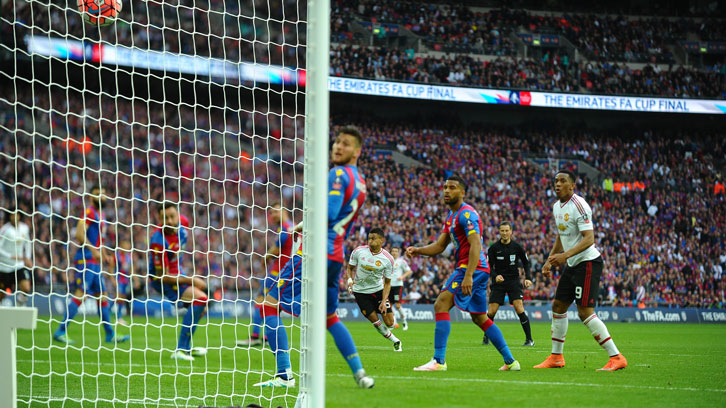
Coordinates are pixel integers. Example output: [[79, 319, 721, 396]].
[[15, 316, 726, 407]]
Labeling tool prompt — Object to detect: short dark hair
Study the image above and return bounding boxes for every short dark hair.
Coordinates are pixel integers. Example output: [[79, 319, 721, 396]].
[[158, 201, 179, 214], [338, 125, 363, 147], [368, 227, 385, 238], [557, 170, 577, 184], [446, 174, 468, 192], [499, 221, 512, 229]]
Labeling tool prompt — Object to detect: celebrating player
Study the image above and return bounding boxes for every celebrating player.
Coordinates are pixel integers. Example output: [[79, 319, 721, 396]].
[[149, 201, 209, 361], [483, 221, 534, 346], [346, 228, 401, 351], [407, 175, 520, 372], [389, 247, 412, 330], [0, 205, 33, 306], [53, 185, 129, 344], [534, 170, 627, 371], [237, 203, 294, 347], [254, 126, 375, 389]]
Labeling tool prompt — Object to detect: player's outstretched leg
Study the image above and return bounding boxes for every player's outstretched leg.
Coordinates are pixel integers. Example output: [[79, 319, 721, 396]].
[[327, 314, 374, 388], [53, 296, 82, 344], [474, 316, 519, 371], [582, 313, 627, 371], [372, 318, 401, 351], [253, 304, 295, 387], [534, 310, 567, 368]]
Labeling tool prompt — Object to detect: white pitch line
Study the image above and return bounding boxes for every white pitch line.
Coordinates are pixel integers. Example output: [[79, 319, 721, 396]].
[[17, 396, 191, 407], [329, 373, 726, 394]]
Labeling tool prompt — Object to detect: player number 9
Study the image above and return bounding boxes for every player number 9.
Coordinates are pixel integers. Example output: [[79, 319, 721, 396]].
[[575, 286, 582, 299]]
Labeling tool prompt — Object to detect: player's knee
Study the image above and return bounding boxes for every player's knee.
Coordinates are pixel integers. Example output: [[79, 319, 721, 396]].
[[326, 314, 340, 329], [260, 304, 278, 318], [192, 295, 208, 308], [577, 308, 593, 321]]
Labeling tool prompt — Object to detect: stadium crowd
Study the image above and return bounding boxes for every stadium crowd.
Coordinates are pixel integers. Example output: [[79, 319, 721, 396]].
[[341, 122, 726, 309], [1, 86, 304, 300], [2, 83, 725, 309], [329, 45, 726, 98]]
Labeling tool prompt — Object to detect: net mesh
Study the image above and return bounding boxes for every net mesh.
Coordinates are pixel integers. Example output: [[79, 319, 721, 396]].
[[1, 0, 307, 406]]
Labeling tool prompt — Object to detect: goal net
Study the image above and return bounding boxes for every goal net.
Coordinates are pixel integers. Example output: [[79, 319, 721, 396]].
[[1, 0, 319, 406]]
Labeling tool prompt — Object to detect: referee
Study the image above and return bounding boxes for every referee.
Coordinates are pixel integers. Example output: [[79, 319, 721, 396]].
[[483, 221, 534, 346]]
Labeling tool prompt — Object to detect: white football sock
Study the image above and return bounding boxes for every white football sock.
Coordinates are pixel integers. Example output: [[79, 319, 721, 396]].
[[398, 307, 407, 324], [373, 319, 399, 343], [551, 312, 568, 354], [583, 314, 620, 357]]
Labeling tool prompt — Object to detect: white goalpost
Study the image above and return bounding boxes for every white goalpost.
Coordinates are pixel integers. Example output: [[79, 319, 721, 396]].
[[0, 0, 328, 406]]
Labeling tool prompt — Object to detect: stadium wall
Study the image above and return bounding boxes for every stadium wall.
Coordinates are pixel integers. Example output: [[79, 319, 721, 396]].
[[18, 294, 726, 324]]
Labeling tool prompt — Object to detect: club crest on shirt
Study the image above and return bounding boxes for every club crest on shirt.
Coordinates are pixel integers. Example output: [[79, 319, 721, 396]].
[[564, 213, 569, 221], [375, 260, 382, 267]]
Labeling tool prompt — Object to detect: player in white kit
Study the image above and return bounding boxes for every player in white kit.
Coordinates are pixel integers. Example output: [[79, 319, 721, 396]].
[[535, 170, 627, 371], [389, 248, 412, 330], [347, 228, 402, 351]]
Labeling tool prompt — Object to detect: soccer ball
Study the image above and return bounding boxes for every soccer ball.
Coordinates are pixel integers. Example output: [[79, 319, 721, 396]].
[[78, 0, 122, 26]]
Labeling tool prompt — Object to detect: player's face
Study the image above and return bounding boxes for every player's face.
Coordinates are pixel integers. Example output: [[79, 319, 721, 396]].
[[332, 133, 361, 166], [442, 180, 464, 206], [269, 206, 282, 224], [499, 225, 512, 242], [554, 173, 575, 201], [391, 248, 400, 258], [160, 206, 179, 234], [90, 187, 107, 207], [367, 233, 384, 251]]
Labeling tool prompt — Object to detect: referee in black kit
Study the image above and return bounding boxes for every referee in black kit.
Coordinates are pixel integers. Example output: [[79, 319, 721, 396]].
[[483, 221, 534, 346]]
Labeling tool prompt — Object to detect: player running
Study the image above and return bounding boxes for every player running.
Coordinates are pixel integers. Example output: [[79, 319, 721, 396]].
[[389, 247, 412, 330], [535, 170, 627, 371], [346, 228, 401, 351], [237, 203, 294, 347], [0, 204, 33, 306], [407, 175, 520, 372], [253, 126, 375, 389], [148, 201, 209, 361]]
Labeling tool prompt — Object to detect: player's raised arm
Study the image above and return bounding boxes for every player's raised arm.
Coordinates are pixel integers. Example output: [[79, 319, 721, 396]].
[[406, 232, 450, 258]]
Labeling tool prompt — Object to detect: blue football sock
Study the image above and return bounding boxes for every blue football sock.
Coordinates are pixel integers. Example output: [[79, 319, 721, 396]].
[[264, 314, 291, 375], [101, 302, 114, 340], [55, 299, 80, 336], [328, 319, 363, 374], [251, 305, 263, 338], [434, 314, 451, 364], [485, 322, 515, 365], [177, 304, 205, 351]]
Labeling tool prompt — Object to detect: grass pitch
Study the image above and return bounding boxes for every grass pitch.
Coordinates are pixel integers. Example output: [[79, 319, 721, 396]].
[[15, 315, 726, 407]]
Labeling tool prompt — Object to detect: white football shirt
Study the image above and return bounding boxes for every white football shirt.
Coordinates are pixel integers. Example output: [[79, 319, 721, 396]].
[[349, 245, 394, 294], [552, 193, 601, 267], [0, 222, 31, 273], [390, 258, 411, 287]]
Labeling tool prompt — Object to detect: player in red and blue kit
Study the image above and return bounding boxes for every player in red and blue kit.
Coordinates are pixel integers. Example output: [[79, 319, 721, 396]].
[[148, 201, 209, 361], [54, 185, 129, 344], [255, 126, 375, 389], [237, 203, 295, 347], [407, 175, 520, 371]]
